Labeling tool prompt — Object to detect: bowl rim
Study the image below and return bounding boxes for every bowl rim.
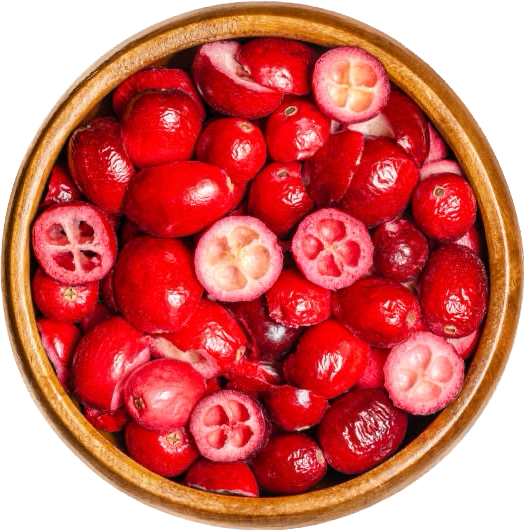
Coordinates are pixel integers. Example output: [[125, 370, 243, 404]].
[[2, 2, 523, 528]]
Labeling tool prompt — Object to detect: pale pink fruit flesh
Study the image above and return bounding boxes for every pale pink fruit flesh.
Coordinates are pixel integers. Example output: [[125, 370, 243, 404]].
[[313, 46, 390, 123], [425, 123, 448, 163], [343, 111, 394, 138], [194, 216, 283, 302], [291, 208, 373, 290], [189, 389, 267, 462], [384, 331, 465, 415], [420, 159, 463, 180]]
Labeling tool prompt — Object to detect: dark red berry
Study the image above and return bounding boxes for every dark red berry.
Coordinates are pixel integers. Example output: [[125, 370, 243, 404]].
[[78, 302, 113, 333], [356, 347, 389, 389], [40, 164, 83, 209], [84, 406, 130, 432]]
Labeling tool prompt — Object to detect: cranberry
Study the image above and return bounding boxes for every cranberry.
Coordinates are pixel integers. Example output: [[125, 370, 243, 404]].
[[68, 116, 135, 214], [125, 358, 205, 432], [338, 137, 419, 227], [412, 173, 477, 242], [184, 459, 259, 497], [356, 347, 390, 389], [99, 267, 117, 312], [191, 41, 282, 118], [251, 433, 327, 494], [196, 118, 266, 184], [447, 328, 480, 360], [291, 208, 374, 290], [283, 318, 369, 398], [32, 268, 98, 322], [71, 316, 151, 411], [332, 276, 421, 348], [125, 422, 199, 477], [114, 236, 202, 333], [372, 218, 429, 282], [343, 111, 394, 138], [189, 389, 268, 462], [32, 201, 117, 285], [194, 215, 283, 302], [121, 90, 202, 168], [40, 164, 83, 209], [247, 161, 314, 238], [265, 98, 330, 162], [384, 331, 465, 415], [313, 46, 390, 124], [226, 356, 283, 387], [452, 224, 483, 255], [265, 267, 331, 327], [84, 406, 130, 432], [78, 302, 113, 333], [419, 244, 488, 337], [420, 159, 463, 180], [237, 37, 317, 95], [425, 122, 447, 163], [317, 387, 407, 474]]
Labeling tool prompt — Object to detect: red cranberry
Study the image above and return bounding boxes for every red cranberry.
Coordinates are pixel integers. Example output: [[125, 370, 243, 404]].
[[356, 347, 390, 389], [84, 406, 130, 432], [99, 267, 117, 312], [40, 164, 83, 209], [425, 122, 447, 163], [447, 328, 480, 360], [420, 159, 463, 180], [78, 302, 113, 333]]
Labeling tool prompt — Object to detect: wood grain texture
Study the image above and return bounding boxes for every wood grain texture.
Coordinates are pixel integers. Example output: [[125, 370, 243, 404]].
[[2, 3, 522, 528]]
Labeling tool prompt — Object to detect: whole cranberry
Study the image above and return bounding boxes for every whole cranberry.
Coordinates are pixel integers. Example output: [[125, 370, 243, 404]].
[[251, 433, 327, 494], [40, 164, 83, 209], [332, 276, 421, 348], [248, 161, 314, 238], [265, 98, 330, 162], [283, 318, 369, 398], [372, 218, 429, 282], [196, 118, 266, 184], [317, 387, 408, 474]]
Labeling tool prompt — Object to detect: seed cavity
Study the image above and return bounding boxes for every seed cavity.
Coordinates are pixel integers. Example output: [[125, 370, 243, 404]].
[[230, 225, 258, 247], [214, 264, 247, 291], [301, 234, 324, 260], [240, 245, 270, 279], [47, 223, 70, 245]]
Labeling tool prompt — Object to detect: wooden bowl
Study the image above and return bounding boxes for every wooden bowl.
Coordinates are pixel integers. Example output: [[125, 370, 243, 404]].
[[3, 3, 522, 528]]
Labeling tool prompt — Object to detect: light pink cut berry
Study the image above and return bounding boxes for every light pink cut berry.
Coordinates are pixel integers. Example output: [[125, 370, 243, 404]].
[[425, 123, 448, 163], [291, 208, 373, 290], [420, 159, 463, 180], [343, 111, 394, 138], [194, 216, 283, 302], [312, 46, 390, 123], [189, 389, 268, 462], [384, 331, 465, 415]]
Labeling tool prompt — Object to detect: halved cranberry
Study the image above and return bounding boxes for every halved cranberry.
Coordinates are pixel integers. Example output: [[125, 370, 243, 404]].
[[312, 46, 390, 123], [189, 389, 268, 462], [84, 406, 130, 432], [425, 122, 448, 163], [447, 328, 480, 360], [226, 356, 283, 387], [32, 201, 117, 285], [194, 215, 283, 302], [291, 208, 373, 290], [40, 164, 83, 209], [420, 159, 463, 180], [343, 111, 394, 138]]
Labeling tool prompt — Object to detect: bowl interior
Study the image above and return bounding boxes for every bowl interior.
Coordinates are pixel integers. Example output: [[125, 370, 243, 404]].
[[3, 3, 522, 528]]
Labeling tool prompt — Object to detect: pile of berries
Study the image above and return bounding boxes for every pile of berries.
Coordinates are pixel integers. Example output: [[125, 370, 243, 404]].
[[31, 37, 488, 496]]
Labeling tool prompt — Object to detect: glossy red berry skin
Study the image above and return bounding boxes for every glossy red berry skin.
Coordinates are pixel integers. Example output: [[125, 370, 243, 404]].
[[78, 302, 113, 333], [265, 99, 330, 162], [196, 118, 266, 184], [332, 276, 421, 348], [248, 161, 314, 238], [251, 433, 327, 494], [84, 406, 130, 432], [40, 165, 83, 209], [283, 318, 369, 398], [412, 173, 477, 242], [419, 244, 488, 337], [317, 387, 408, 474]]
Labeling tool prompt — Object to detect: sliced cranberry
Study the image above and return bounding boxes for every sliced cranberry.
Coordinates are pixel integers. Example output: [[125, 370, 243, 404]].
[[420, 159, 463, 180], [338, 137, 419, 227], [247, 161, 314, 238], [419, 244, 488, 338], [32, 201, 117, 285], [196, 118, 266, 184], [332, 276, 421, 348], [317, 387, 407, 474], [343, 111, 395, 138], [265, 267, 331, 328], [71, 316, 151, 411], [184, 459, 259, 497], [125, 359, 206, 432], [121, 90, 202, 168], [312, 46, 390, 123], [32, 268, 98, 322], [125, 422, 199, 477], [425, 122, 448, 163], [291, 208, 373, 290], [114, 236, 202, 333], [356, 347, 390, 389], [302, 130, 364, 206], [112, 66, 205, 120], [40, 164, 83, 209], [265, 98, 330, 162], [84, 406, 130, 432], [412, 173, 477, 242], [226, 356, 283, 386], [194, 215, 283, 302], [447, 328, 480, 360], [189, 389, 268, 462], [251, 433, 326, 494], [384, 331, 465, 415], [67, 116, 135, 214], [283, 318, 369, 398], [123, 161, 244, 238], [237, 37, 317, 95], [191, 41, 282, 118]]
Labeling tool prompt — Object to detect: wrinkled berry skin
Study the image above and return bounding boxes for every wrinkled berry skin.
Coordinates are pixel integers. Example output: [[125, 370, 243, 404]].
[[114, 236, 203, 333], [40, 165, 83, 209], [332, 276, 421, 348], [317, 387, 408, 474], [419, 244, 488, 337], [251, 432, 327, 494]]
